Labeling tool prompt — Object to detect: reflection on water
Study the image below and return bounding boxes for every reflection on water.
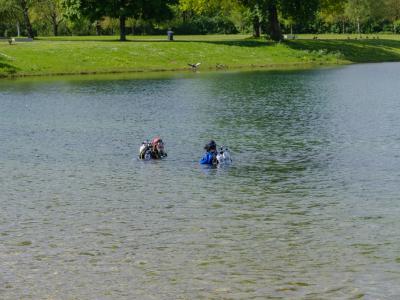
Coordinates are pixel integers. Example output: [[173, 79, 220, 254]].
[[1, 64, 400, 299]]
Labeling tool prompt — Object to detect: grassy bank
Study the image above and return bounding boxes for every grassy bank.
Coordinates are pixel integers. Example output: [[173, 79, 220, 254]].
[[1, 34, 400, 78]]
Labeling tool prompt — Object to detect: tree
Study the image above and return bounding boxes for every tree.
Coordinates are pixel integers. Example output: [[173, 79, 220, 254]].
[[238, 0, 321, 40], [383, 0, 400, 32], [267, 1, 281, 40], [63, 0, 176, 41], [240, 2, 278, 39], [0, 0, 35, 38], [345, 0, 373, 35], [179, 0, 236, 13], [249, 4, 262, 37], [180, 0, 262, 36], [34, 0, 64, 36], [318, 0, 347, 33], [0, 0, 21, 29], [180, 0, 321, 41], [18, 0, 35, 37]]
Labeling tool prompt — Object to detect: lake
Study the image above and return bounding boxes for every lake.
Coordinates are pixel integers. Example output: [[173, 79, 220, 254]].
[[1, 64, 400, 299]]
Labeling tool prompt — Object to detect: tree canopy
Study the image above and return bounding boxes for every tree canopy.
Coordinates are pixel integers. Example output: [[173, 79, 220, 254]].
[[0, 0, 35, 38], [61, 0, 176, 41], [180, 0, 321, 40], [1, 0, 400, 39]]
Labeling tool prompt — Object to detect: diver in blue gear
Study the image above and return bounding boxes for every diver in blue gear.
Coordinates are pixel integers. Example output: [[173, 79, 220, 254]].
[[199, 140, 218, 165]]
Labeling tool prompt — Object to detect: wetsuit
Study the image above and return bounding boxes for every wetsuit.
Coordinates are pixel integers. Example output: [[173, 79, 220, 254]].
[[151, 148, 167, 159], [199, 151, 217, 165]]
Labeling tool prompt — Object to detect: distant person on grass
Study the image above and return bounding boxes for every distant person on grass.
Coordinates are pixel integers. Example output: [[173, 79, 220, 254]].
[[167, 29, 174, 41]]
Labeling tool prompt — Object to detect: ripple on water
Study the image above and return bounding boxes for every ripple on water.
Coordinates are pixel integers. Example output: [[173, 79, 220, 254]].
[[1, 64, 400, 299]]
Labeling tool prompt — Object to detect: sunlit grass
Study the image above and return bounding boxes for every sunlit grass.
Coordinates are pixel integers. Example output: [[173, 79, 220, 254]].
[[1, 34, 400, 77], [38, 34, 252, 42], [296, 33, 400, 40]]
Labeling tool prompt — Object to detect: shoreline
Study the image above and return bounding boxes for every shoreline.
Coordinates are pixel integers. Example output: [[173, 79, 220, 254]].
[[2, 35, 400, 79], [0, 61, 348, 80]]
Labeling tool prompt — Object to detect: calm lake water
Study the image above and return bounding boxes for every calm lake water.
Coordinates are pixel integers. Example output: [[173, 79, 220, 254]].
[[1, 64, 400, 299]]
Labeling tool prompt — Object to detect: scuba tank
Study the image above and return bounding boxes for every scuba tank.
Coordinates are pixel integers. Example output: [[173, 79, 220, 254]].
[[144, 149, 152, 160], [138, 141, 152, 160], [216, 145, 232, 165]]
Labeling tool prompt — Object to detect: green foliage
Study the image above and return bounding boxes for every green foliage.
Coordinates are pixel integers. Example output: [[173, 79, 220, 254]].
[[65, 0, 176, 40], [31, 0, 65, 36], [72, 0, 176, 22], [179, 0, 238, 14], [65, 16, 94, 35], [280, 0, 320, 24], [171, 13, 239, 34], [2, 0, 400, 38], [394, 19, 400, 33], [60, 0, 81, 20], [0, 0, 36, 37], [0, 0, 22, 34]]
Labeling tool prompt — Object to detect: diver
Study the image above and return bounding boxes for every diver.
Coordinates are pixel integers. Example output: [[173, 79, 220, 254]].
[[199, 140, 218, 165], [150, 137, 167, 159], [139, 137, 167, 160]]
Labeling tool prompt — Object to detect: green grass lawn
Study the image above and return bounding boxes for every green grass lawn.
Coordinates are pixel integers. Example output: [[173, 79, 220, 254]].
[[37, 34, 252, 42], [297, 33, 400, 40], [1, 34, 400, 77]]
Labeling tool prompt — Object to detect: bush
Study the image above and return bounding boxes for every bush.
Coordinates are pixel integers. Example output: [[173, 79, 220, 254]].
[[173, 14, 239, 35], [66, 17, 95, 36]]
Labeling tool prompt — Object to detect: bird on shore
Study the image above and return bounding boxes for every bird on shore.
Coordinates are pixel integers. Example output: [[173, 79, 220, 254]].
[[188, 62, 201, 70], [216, 63, 227, 70]]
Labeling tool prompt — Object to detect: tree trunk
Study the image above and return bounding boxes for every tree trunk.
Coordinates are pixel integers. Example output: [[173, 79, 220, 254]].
[[53, 23, 58, 36], [119, 15, 126, 41], [52, 14, 58, 36], [96, 21, 101, 36], [20, 0, 34, 38], [268, 4, 282, 41], [253, 14, 260, 38], [17, 22, 20, 37]]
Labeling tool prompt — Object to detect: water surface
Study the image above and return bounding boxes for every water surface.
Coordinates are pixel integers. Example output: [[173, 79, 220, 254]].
[[1, 64, 400, 299]]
